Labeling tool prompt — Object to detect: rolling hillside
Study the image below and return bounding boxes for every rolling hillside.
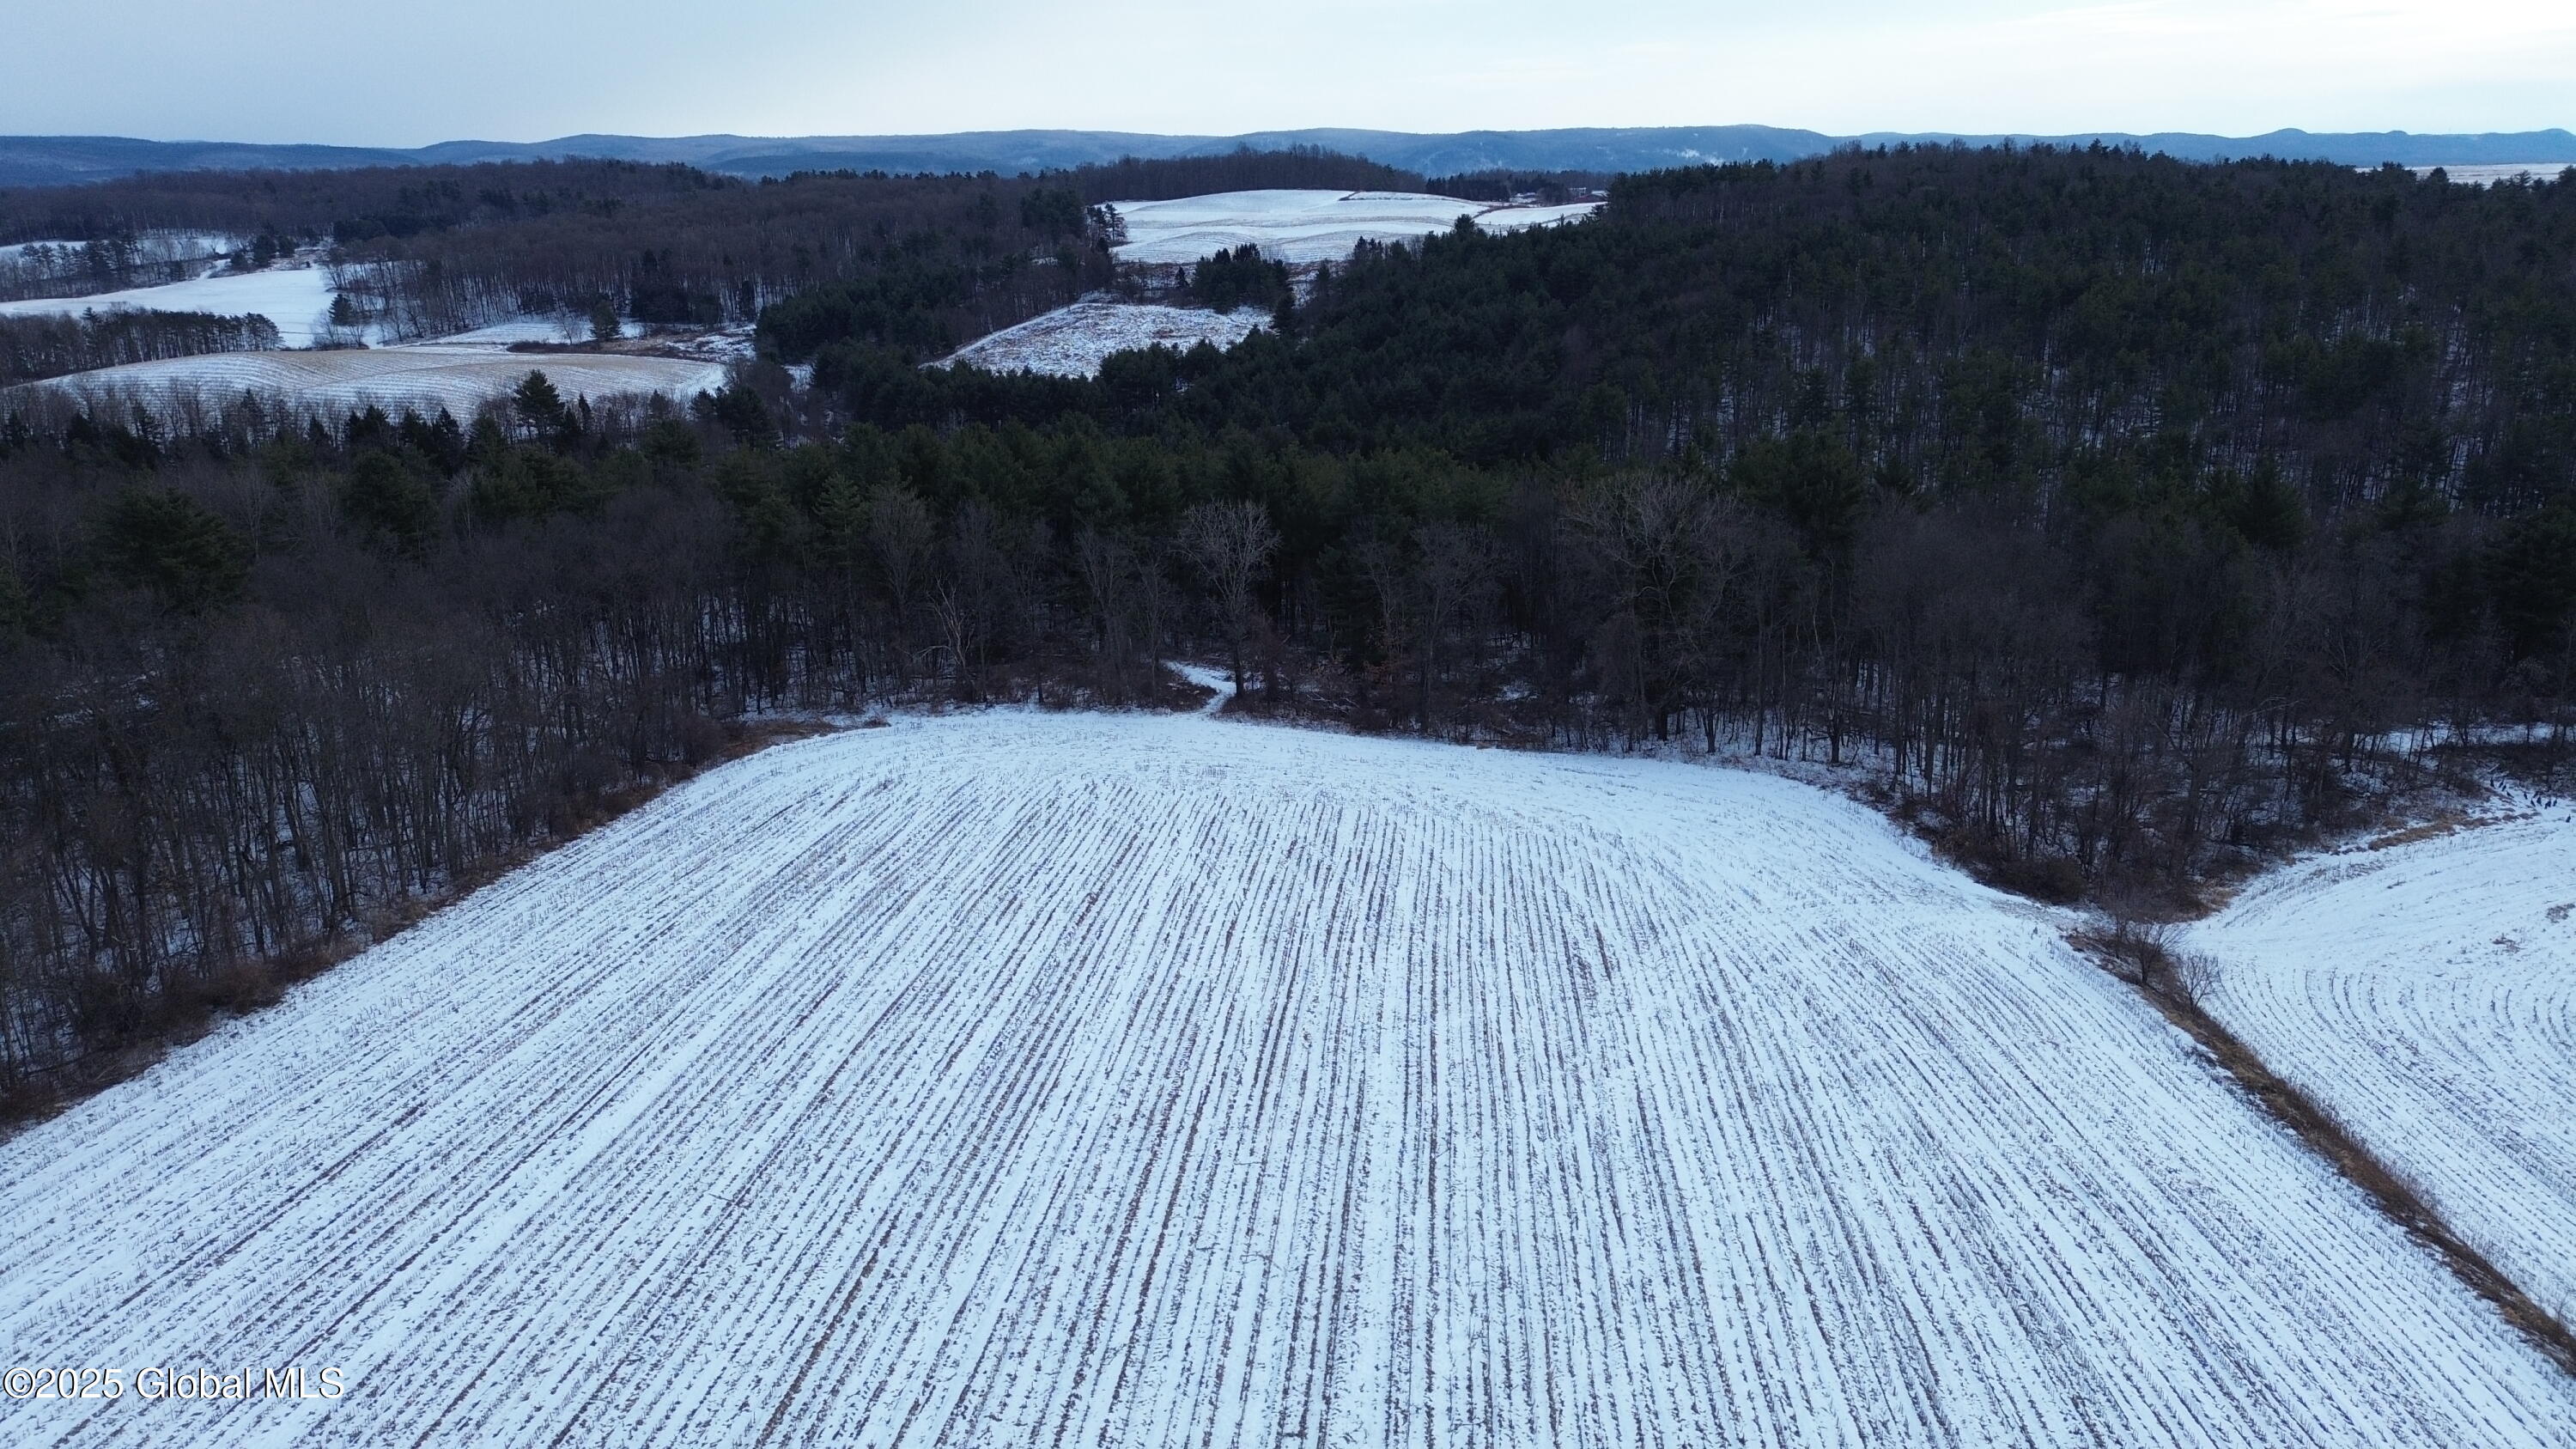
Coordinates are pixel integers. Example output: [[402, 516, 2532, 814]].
[[6, 125, 2573, 187], [2185, 803, 2576, 1318], [3, 709, 2568, 1446]]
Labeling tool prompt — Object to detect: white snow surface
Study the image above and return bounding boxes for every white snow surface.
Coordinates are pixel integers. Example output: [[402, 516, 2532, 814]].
[[419, 315, 600, 348], [3, 712, 2572, 1446], [0, 240, 88, 261], [1111, 189, 1600, 265], [14, 347, 732, 415], [2184, 805, 2576, 1315], [939, 301, 1264, 377], [0, 265, 343, 345], [2407, 164, 2576, 186]]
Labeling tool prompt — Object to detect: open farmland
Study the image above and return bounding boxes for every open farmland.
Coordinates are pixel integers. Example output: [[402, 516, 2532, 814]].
[[1111, 189, 1600, 265], [2, 709, 2570, 1447], [927, 191, 1601, 377], [937, 301, 1265, 376], [2184, 803, 2576, 1317], [0, 263, 343, 344], [2396, 163, 2576, 186], [10, 344, 732, 415]]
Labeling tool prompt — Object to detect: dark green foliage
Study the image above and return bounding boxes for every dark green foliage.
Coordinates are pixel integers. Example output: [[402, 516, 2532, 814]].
[[2215, 462, 2309, 553], [626, 248, 716, 324], [397, 407, 469, 474], [63, 411, 161, 469], [641, 417, 702, 467], [1190, 246, 1289, 315], [91, 487, 251, 612], [338, 450, 441, 558], [511, 369, 580, 448], [1062, 145, 1421, 204], [1731, 433, 1868, 560], [1018, 186, 1085, 238], [2488, 505, 2576, 661], [467, 444, 608, 523], [708, 385, 776, 447]]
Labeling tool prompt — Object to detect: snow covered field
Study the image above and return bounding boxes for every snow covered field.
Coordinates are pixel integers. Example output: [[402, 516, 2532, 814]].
[[0, 265, 342, 345], [2408, 164, 2576, 186], [3, 709, 2569, 1447], [2184, 803, 2576, 1317], [1111, 189, 1601, 265], [933, 191, 1601, 377], [14, 345, 732, 416], [938, 301, 1264, 376]]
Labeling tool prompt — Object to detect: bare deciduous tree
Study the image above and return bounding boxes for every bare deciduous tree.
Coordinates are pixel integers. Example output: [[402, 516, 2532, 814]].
[[1180, 500, 1279, 697]]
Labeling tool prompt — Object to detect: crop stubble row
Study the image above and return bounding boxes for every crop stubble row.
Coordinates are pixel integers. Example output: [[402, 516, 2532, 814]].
[[2, 714, 2570, 1446]]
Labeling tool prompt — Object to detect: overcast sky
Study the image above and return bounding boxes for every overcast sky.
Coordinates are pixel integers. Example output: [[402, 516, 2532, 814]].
[[5, 0, 2570, 146]]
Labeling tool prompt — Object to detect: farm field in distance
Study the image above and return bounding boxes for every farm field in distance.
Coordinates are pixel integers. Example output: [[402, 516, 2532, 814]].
[[1107, 189, 1601, 265], [13, 344, 734, 416], [3, 709, 2570, 1447], [929, 189, 1606, 377], [0, 261, 344, 344], [935, 301, 1264, 377]]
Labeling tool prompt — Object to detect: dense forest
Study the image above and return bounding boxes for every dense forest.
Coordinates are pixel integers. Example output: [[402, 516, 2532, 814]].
[[2, 143, 2573, 1106], [0, 148, 1427, 348]]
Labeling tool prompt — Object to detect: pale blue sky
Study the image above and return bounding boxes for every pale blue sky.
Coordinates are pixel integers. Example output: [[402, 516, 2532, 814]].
[[5, 0, 2569, 145]]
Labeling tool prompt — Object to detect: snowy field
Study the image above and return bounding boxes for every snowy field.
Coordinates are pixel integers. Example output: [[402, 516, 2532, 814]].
[[0, 265, 343, 345], [13, 346, 732, 416], [2408, 164, 2576, 186], [2184, 803, 2576, 1317], [1111, 189, 1600, 265], [3, 709, 2570, 1447], [938, 301, 1264, 376]]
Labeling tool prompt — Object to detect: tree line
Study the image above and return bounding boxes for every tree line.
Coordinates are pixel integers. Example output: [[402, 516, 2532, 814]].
[[3, 148, 1519, 350], [0, 309, 282, 385], [3, 143, 2572, 1108], [0, 233, 236, 304]]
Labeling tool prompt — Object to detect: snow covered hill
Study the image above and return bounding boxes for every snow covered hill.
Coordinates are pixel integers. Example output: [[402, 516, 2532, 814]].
[[2185, 802, 2576, 1317], [927, 190, 1601, 378], [936, 301, 1264, 377], [16, 345, 732, 416], [3, 712, 2570, 1446], [1110, 189, 1599, 266], [0, 263, 343, 345]]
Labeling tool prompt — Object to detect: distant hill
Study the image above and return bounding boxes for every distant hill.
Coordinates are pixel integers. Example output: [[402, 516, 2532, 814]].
[[3, 125, 2572, 189], [1848, 127, 2576, 167]]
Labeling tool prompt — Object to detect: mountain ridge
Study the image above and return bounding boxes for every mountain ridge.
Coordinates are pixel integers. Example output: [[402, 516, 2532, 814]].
[[3, 125, 2571, 189]]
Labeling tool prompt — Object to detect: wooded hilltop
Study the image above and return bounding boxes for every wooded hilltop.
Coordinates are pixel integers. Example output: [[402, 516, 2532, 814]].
[[2, 143, 2571, 1104]]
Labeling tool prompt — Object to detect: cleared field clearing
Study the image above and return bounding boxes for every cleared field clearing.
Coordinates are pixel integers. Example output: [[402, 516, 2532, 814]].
[[2185, 806, 2576, 1316], [1111, 189, 1599, 265], [938, 301, 1264, 376], [12, 345, 731, 414], [0, 265, 342, 344], [2, 713, 2570, 1446]]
